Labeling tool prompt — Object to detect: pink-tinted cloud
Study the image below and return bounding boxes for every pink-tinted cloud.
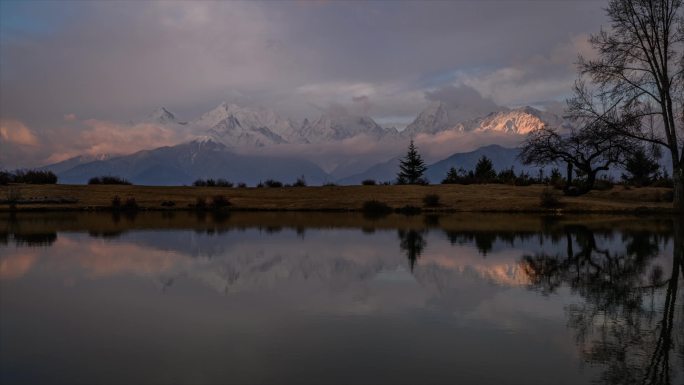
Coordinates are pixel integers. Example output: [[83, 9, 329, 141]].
[[0, 119, 39, 146], [63, 113, 77, 122], [45, 119, 190, 163]]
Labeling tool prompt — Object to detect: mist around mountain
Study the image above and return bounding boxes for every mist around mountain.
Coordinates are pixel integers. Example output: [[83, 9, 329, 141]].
[[42, 153, 115, 175], [138, 100, 562, 149], [54, 139, 330, 186], [43, 100, 568, 185]]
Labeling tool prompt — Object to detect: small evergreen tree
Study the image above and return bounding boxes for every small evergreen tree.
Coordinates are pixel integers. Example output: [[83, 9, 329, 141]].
[[474, 156, 496, 183], [497, 167, 516, 184], [397, 140, 427, 185], [442, 167, 459, 184], [621, 148, 661, 187]]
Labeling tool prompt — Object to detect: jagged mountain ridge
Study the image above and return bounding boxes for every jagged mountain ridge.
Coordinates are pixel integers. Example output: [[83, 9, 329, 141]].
[[149, 101, 562, 148], [300, 113, 398, 143], [403, 103, 565, 137], [177, 102, 399, 147], [146, 107, 187, 125]]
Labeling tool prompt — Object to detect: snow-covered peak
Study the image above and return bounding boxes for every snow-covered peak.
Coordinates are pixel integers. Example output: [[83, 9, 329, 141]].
[[403, 102, 565, 136], [462, 106, 559, 135], [146, 107, 183, 125], [403, 101, 450, 136], [300, 112, 390, 143], [192, 102, 304, 146]]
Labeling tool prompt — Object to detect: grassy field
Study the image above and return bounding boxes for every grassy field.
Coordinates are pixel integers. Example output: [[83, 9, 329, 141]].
[[0, 183, 676, 213]]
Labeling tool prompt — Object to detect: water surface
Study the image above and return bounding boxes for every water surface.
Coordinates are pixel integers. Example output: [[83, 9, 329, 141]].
[[1, 212, 682, 384]]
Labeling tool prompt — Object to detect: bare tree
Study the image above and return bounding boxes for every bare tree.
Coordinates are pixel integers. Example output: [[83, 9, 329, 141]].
[[578, 0, 684, 210], [519, 121, 636, 193]]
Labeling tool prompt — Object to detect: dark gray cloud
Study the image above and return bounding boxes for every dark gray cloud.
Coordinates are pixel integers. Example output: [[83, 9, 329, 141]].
[[0, 0, 607, 167], [425, 84, 501, 122]]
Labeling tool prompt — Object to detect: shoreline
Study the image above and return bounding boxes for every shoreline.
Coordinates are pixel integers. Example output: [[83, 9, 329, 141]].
[[0, 183, 677, 214]]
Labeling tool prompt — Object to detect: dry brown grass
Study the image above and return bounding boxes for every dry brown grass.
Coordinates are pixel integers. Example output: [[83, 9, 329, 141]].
[[0, 183, 675, 213]]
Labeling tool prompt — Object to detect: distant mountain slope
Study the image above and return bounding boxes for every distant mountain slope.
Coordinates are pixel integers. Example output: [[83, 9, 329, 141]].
[[337, 156, 401, 185], [338, 145, 545, 185], [43, 154, 115, 174], [424, 144, 542, 182], [55, 139, 330, 186]]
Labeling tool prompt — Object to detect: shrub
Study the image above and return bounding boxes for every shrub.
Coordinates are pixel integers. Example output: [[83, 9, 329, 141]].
[[549, 167, 565, 189], [442, 167, 475, 185], [514, 172, 535, 186], [237, 182, 247, 188], [123, 197, 139, 211], [361, 179, 376, 186], [9, 169, 58, 184], [0, 171, 12, 185], [194, 197, 207, 209], [362, 200, 392, 214], [193, 178, 233, 187], [397, 205, 422, 215], [6, 187, 21, 203], [422, 194, 441, 207], [323, 182, 338, 187], [160, 200, 175, 207], [89, 176, 131, 185], [540, 188, 561, 208], [264, 179, 283, 188], [111, 195, 122, 209], [652, 174, 674, 188], [497, 168, 517, 185], [293, 176, 307, 187], [210, 195, 231, 209], [593, 178, 614, 191], [660, 190, 674, 203]]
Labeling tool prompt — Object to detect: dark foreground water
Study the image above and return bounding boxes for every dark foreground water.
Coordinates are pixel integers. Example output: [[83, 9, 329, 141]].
[[0, 212, 682, 385]]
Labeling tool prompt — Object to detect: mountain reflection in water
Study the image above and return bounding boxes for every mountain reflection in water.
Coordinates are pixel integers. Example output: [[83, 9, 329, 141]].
[[0, 212, 681, 385]]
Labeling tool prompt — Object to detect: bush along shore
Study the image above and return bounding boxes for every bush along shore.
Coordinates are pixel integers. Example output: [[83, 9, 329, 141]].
[[0, 183, 677, 214]]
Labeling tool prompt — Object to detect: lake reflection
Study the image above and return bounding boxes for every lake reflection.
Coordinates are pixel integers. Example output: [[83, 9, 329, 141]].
[[0, 212, 682, 385]]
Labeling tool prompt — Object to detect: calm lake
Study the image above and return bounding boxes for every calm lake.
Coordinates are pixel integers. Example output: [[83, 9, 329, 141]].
[[1, 212, 682, 385]]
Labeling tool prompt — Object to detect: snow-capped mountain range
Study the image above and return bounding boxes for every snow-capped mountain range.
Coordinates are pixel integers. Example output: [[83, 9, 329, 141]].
[[403, 101, 567, 137], [145, 101, 566, 148], [43, 100, 570, 185]]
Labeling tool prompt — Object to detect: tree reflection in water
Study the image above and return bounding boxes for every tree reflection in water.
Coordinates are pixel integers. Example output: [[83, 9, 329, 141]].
[[520, 221, 683, 385], [397, 229, 426, 271]]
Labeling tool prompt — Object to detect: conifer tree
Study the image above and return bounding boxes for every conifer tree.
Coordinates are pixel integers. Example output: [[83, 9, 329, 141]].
[[621, 148, 661, 187], [474, 156, 496, 183], [442, 167, 459, 184], [397, 140, 427, 184]]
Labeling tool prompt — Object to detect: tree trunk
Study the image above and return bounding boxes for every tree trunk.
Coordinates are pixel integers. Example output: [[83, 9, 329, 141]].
[[566, 163, 573, 186], [673, 165, 684, 212], [583, 170, 597, 194]]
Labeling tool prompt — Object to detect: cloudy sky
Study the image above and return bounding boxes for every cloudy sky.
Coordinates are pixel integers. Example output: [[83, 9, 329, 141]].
[[0, 0, 606, 168]]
